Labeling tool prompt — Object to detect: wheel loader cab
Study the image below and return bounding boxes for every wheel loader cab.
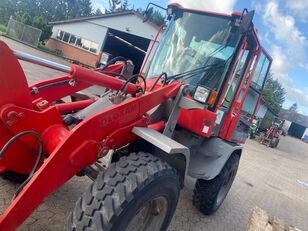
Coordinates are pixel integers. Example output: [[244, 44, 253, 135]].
[[145, 3, 272, 144]]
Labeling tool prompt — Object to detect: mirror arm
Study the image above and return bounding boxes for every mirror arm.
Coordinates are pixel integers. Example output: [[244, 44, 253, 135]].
[[145, 2, 167, 12]]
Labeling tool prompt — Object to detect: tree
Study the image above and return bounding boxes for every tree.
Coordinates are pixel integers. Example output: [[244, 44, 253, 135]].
[[3, 0, 94, 42], [262, 88, 282, 114], [107, 0, 130, 12], [66, 0, 93, 19], [16, 13, 32, 25], [0, 0, 18, 25], [264, 73, 286, 105], [32, 16, 52, 41], [262, 73, 286, 114], [95, 8, 103, 16], [289, 103, 298, 112]]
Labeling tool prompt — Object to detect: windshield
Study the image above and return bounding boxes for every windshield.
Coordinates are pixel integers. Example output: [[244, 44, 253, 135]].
[[146, 11, 242, 93]]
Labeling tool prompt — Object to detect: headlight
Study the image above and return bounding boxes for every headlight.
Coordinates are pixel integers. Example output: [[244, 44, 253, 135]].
[[193, 86, 210, 103]]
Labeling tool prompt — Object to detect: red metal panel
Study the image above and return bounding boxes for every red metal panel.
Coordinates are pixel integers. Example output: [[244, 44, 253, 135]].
[[0, 105, 65, 174], [101, 118, 148, 153], [178, 108, 217, 137], [0, 41, 32, 109]]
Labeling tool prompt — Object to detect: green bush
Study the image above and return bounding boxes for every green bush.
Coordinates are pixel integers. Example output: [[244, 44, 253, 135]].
[[0, 24, 7, 34], [38, 44, 55, 53]]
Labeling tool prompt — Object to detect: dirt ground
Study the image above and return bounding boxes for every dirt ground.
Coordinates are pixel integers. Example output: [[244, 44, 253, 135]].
[[0, 36, 307, 231]]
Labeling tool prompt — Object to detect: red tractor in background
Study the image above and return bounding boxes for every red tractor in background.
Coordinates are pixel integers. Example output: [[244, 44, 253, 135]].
[[258, 118, 284, 148], [0, 3, 272, 230]]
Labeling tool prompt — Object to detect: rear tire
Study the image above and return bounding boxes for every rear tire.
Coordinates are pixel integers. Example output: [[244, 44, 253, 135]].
[[192, 154, 240, 215], [65, 152, 180, 231]]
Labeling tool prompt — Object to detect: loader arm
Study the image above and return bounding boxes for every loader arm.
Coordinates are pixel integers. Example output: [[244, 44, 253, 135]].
[[0, 41, 182, 230], [0, 81, 181, 230]]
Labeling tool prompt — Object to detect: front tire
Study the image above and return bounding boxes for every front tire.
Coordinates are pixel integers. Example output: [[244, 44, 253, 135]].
[[66, 152, 180, 231], [270, 137, 279, 148], [192, 154, 240, 215]]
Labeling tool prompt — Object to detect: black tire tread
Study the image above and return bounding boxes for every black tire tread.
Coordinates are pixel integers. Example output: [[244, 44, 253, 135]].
[[65, 152, 178, 231], [192, 154, 239, 215]]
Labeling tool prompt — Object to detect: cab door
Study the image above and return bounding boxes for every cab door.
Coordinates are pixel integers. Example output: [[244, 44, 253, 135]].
[[225, 47, 272, 143]]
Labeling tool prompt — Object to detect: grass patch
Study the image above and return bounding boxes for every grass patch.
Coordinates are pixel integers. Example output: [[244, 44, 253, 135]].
[[38, 43, 55, 53], [0, 24, 7, 34]]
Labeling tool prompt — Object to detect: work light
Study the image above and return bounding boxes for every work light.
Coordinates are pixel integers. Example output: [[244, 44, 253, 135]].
[[193, 85, 210, 103]]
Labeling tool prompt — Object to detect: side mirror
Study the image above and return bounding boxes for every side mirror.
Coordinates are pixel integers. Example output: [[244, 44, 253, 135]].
[[143, 7, 153, 22], [240, 10, 254, 34]]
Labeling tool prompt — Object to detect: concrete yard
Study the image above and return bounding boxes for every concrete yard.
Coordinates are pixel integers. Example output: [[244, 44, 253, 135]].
[[0, 36, 307, 231]]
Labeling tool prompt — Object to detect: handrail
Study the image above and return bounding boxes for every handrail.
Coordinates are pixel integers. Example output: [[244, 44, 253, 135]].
[[139, 24, 167, 75]]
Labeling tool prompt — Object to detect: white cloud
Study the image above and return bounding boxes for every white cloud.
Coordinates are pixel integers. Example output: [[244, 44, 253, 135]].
[[286, 0, 308, 21], [93, 0, 108, 13], [263, 1, 307, 65], [260, 1, 308, 110], [270, 46, 308, 109], [169, 0, 237, 14], [95, 3, 106, 14]]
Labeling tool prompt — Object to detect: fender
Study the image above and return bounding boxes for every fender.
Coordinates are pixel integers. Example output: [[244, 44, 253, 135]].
[[132, 126, 190, 187], [174, 129, 242, 180]]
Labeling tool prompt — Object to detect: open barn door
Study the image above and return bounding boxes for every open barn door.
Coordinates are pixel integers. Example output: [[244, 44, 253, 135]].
[[99, 28, 150, 74]]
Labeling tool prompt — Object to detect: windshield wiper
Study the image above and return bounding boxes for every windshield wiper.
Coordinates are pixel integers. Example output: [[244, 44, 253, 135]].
[[168, 62, 225, 81]]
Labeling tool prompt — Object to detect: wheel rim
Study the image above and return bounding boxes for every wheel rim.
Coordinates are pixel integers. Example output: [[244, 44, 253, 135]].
[[125, 196, 168, 231], [216, 167, 237, 206]]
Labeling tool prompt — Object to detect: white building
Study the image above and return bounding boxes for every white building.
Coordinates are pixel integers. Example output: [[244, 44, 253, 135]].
[[47, 10, 162, 71]]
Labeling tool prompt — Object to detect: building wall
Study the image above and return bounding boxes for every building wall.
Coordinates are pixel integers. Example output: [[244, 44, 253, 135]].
[[46, 38, 97, 67], [256, 102, 267, 118], [48, 14, 162, 70], [87, 14, 160, 41], [242, 89, 260, 116], [50, 21, 108, 55], [47, 13, 165, 72]]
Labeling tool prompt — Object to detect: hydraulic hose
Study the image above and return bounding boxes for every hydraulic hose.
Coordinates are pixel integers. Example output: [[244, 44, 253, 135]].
[[149, 72, 168, 92], [120, 74, 146, 94], [0, 131, 43, 198]]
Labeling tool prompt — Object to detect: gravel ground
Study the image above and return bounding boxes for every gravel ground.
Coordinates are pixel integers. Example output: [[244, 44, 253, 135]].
[[0, 36, 307, 231]]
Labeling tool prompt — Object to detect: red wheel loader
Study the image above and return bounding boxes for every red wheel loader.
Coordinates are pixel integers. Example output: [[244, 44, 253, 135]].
[[0, 3, 272, 230]]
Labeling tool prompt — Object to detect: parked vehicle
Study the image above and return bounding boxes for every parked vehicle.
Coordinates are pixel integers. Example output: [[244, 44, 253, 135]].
[[0, 3, 272, 230], [258, 118, 284, 148]]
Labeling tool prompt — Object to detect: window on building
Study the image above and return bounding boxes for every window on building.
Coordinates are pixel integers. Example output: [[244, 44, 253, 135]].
[[63, 32, 70, 43], [76, 37, 82, 47], [69, 34, 76, 45], [90, 42, 99, 53], [82, 38, 91, 50], [56, 29, 99, 54], [57, 30, 64, 40]]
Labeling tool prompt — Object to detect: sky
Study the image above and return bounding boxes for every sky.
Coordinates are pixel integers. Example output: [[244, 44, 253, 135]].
[[92, 0, 308, 115]]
